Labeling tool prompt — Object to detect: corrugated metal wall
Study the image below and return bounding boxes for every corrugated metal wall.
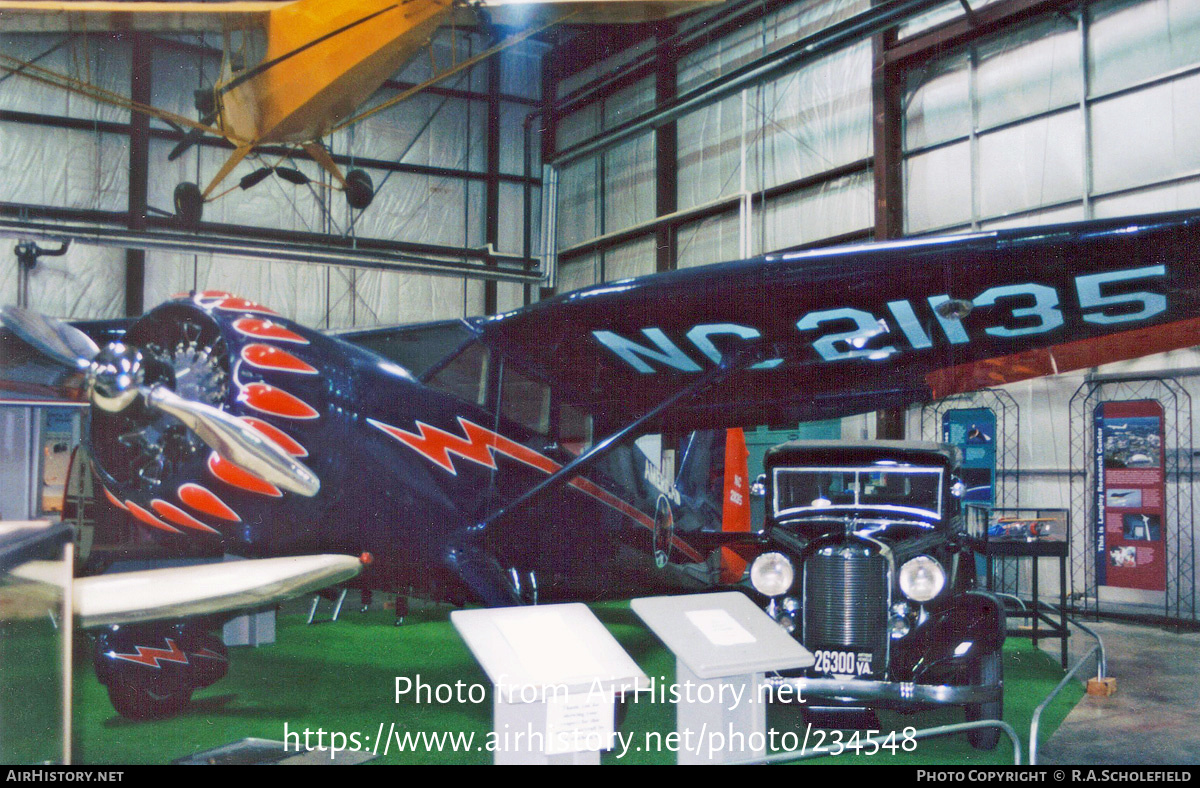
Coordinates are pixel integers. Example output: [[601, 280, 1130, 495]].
[[0, 28, 545, 326]]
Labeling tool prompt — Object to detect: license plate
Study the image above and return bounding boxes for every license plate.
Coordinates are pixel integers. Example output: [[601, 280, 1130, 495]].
[[812, 649, 873, 677]]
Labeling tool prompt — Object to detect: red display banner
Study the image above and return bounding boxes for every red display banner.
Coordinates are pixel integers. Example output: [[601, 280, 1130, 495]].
[[1096, 400, 1166, 592]]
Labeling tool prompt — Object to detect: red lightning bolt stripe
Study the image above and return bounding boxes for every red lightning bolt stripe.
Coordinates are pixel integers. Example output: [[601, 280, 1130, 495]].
[[368, 417, 557, 476], [369, 417, 705, 563], [192, 648, 227, 662], [109, 639, 189, 668]]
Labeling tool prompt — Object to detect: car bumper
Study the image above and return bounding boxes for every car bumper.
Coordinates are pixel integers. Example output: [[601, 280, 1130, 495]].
[[763, 674, 1001, 710]]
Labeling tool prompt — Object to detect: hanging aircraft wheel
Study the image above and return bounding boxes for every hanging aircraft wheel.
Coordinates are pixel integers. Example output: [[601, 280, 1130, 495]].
[[174, 182, 204, 226], [345, 169, 374, 210], [106, 682, 193, 720]]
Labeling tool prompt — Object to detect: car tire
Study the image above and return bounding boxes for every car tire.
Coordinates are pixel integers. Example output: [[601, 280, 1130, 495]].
[[964, 650, 1003, 750], [106, 682, 193, 721]]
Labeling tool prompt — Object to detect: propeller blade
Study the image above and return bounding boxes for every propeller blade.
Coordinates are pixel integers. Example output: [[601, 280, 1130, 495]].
[[145, 385, 320, 498], [0, 305, 98, 369], [167, 111, 217, 162]]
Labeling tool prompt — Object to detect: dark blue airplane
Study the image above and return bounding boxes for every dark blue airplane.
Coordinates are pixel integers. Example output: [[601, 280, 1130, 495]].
[[4, 208, 1200, 719]]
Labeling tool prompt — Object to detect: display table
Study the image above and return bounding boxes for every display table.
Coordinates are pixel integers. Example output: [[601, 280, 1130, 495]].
[[0, 520, 73, 764], [631, 591, 814, 764], [967, 506, 1071, 668], [451, 603, 647, 765]]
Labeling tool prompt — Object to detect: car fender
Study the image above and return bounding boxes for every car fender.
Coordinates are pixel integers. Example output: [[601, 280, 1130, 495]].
[[901, 590, 1006, 684]]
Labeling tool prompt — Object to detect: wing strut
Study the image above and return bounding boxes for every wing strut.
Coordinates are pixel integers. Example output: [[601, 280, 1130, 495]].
[[472, 347, 767, 534]]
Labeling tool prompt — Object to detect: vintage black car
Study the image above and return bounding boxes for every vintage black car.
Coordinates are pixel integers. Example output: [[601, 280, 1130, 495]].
[[747, 440, 1006, 749]]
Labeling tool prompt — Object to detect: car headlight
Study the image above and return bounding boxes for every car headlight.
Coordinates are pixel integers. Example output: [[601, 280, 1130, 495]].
[[750, 552, 795, 597], [899, 555, 945, 602]]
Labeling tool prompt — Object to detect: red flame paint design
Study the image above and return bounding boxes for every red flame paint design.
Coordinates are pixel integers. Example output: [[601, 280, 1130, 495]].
[[151, 499, 221, 534], [125, 500, 182, 534], [177, 483, 241, 522], [232, 318, 309, 345], [240, 344, 317, 374], [207, 452, 283, 497], [103, 487, 127, 510], [214, 297, 277, 314], [238, 382, 319, 420], [241, 417, 308, 457]]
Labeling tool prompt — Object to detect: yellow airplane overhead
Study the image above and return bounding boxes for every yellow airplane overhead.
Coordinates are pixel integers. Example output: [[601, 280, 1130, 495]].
[[0, 0, 716, 223]]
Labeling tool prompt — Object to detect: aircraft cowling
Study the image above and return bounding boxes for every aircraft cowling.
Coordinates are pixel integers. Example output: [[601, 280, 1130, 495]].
[[88, 295, 330, 549], [85, 292, 477, 586]]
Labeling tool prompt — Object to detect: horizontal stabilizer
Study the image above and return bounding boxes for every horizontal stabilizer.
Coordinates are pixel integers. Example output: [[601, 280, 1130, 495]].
[[15, 554, 362, 628]]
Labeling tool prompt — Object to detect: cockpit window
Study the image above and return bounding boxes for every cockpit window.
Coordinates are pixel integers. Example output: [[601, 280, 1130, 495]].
[[774, 466, 943, 519], [558, 404, 594, 455], [501, 364, 550, 435], [427, 341, 490, 406]]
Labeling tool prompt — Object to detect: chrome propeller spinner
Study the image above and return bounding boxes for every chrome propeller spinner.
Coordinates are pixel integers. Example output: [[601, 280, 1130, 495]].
[[1, 305, 319, 497]]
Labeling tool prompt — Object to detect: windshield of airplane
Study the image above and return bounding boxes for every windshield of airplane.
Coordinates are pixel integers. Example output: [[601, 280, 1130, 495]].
[[340, 320, 476, 378], [773, 465, 943, 520]]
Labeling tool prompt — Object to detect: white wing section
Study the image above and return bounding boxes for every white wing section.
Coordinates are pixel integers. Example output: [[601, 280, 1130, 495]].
[[15, 554, 362, 628]]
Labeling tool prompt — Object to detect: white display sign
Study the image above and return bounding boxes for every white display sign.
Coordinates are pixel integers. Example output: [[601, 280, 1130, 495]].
[[684, 608, 757, 647], [544, 693, 615, 756], [494, 609, 605, 685]]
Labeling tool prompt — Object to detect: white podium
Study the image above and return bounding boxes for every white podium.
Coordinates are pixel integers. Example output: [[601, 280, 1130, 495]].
[[451, 603, 646, 765], [631, 591, 814, 764]]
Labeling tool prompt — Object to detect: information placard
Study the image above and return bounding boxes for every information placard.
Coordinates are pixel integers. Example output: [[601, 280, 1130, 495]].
[[1095, 400, 1166, 591]]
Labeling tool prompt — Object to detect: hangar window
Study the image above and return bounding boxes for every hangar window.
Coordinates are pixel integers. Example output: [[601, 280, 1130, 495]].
[[501, 365, 551, 436], [427, 342, 490, 407]]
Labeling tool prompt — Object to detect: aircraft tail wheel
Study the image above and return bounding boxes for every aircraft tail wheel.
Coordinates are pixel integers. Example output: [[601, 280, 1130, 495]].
[[345, 169, 374, 210], [106, 682, 193, 720], [174, 182, 203, 226]]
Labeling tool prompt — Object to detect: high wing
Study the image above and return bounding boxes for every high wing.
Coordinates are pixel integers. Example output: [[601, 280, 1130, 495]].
[[13, 554, 362, 628], [0, 1, 276, 33], [476, 210, 1200, 432], [0, 0, 720, 221], [0, 0, 714, 31]]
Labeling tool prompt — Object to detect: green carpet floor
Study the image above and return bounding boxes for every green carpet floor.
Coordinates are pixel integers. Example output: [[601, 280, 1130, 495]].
[[71, 599, 1083, 765]]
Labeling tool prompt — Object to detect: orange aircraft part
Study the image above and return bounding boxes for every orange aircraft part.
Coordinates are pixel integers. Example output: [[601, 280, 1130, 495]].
[[220, 0, 455, 144], [719, 427, 754, 584], [208, 451, 284, 497], [926, 317, 1200, 399]]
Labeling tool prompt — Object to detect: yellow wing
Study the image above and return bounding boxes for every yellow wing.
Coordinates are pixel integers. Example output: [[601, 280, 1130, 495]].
[[0, 1, 280, 33]]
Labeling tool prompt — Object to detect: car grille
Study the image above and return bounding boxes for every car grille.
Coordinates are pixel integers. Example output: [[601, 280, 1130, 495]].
[[802, 546, 889, 676]]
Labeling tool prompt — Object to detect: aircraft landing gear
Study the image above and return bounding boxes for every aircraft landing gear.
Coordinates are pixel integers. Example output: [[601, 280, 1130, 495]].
[[94, 622, 228, 721], [106, 682, 194, 721], [174, 182, 203, 226], [345, 169, 374, 210]]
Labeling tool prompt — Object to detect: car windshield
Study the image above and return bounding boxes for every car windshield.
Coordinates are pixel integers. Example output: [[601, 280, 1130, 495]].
[[773, 465, 943, 520]]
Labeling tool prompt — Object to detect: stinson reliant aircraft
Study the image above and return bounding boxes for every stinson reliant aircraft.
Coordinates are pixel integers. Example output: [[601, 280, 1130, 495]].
[[4, 209, 1200, 718]]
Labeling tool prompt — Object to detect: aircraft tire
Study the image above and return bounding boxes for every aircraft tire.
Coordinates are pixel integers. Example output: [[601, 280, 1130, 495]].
[[106, 682, 193, 721], [345, 169, 374, 210], [174, 182, 203, 226]]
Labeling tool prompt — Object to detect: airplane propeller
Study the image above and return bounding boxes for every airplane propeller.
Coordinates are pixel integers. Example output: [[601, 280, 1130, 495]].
[[0, 305, 320, 498]]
